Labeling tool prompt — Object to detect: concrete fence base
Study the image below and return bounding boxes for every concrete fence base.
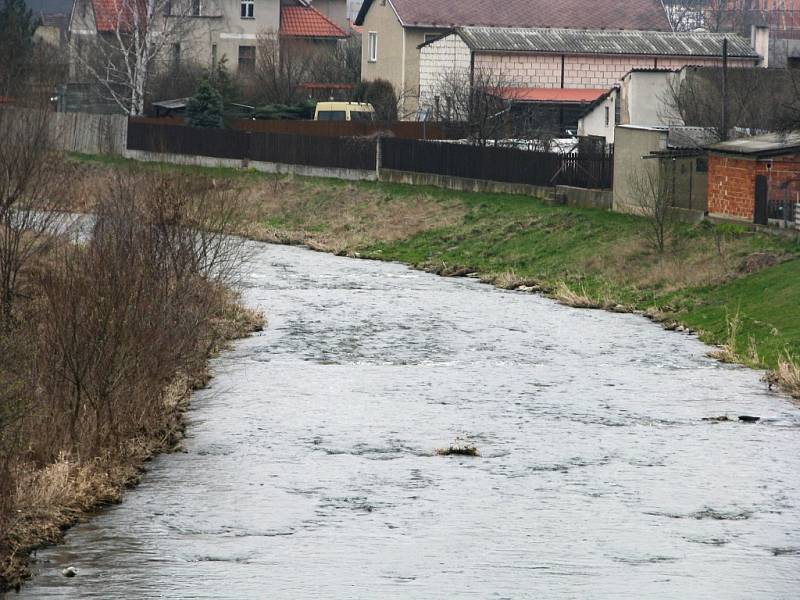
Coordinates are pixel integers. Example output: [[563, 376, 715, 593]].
[[378, 168, 557, 200], [123, 149, 378, 182]]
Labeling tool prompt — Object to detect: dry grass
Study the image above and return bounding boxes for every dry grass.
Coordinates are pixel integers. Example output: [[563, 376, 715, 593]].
[[238, 180, 467, 251], [551, 281, 604, 309], [707, 311, 742, 364], [766, 357, 800, 401], [582, 235, 787, 295]]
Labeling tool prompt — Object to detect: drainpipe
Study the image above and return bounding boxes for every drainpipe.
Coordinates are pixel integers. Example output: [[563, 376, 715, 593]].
[[560, 55, 565, 88], [721, 38, 729, 142]]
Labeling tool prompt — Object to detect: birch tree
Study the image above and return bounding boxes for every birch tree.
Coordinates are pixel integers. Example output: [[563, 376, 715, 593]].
[[74, 0, 200, 115]]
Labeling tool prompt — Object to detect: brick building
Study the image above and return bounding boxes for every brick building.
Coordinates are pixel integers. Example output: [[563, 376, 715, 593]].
[[418, 27, 760, 130], [708, 133, 800, 226]]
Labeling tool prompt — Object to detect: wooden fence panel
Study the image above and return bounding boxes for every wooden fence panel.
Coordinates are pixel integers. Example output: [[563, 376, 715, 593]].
[[0, 108, 127, 155]]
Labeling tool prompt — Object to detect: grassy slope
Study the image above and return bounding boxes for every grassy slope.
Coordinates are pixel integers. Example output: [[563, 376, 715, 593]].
[[70, 154, 800, 374]]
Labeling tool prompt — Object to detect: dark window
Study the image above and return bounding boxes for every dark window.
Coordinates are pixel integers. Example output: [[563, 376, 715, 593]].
[[789, 56, 800, 70], [317, 111, 346, 121], [192, 0, 201, 16], [604, 106, 610, 127], [241, 0, 254, 18], [696, 157, 708, 172], [172, 43, 181, 66], [238, 45, 255, 72]]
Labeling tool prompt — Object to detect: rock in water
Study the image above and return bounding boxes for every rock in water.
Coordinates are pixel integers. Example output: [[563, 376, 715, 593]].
[[738, 415, 761, 423], [62, 566, 78, 578]]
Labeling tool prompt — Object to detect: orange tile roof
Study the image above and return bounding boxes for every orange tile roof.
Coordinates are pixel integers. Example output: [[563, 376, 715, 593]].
[[495, 88, 608, 103], [91, 0, 142, 33], [280, 6, 348, 38]]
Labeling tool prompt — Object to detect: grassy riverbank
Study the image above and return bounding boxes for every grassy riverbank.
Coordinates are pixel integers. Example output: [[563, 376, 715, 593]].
[[0, 169, 262, 592], [69, 154, 800, 399]]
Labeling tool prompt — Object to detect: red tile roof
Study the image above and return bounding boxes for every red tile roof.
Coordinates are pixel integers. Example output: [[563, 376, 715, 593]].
[[356, 0, 671, 31], [91, 0, 142, 33], [281, 5, 348, 38], [494, 88, 608, 103]]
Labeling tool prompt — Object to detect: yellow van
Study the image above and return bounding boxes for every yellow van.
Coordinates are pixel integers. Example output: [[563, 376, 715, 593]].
[[314, 102, 376, 122]]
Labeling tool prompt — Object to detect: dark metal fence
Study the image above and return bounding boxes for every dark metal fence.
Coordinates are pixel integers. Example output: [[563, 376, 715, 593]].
[[381, 138, 614, 189], [126, 121, 614, 189], [127, 121, 377, 171]]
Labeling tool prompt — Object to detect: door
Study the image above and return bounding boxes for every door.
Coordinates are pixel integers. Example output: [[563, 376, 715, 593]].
[[754, 174, 768, 226]]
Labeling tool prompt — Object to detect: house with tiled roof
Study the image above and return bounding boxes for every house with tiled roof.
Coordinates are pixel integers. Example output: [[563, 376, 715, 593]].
[[354, 0, 674, 118], [69, 0, 348, 80]]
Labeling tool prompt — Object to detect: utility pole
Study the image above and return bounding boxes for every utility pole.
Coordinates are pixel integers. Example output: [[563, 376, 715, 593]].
[[721, 37, 729, 142]]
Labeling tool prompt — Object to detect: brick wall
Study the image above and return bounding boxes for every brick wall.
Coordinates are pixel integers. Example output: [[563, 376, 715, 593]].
[[708, 152, 800, 220], [708, 154, 758, 219], [472, 53, 753, 89]]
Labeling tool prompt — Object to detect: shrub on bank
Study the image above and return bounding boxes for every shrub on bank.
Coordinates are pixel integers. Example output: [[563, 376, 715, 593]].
[[0, 170, 258, 592]]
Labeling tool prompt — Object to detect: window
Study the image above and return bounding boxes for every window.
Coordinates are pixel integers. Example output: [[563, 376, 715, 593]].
[[789, 56, 800, 70], [240, 0, 254, 18], [604, 106, 610, 127], [211, 44, 217, 69], [317, 110, 347, 121], [368, 32, 378, 62], [172, 43, 181, 66], [191, 0, 201, 16], [238, 45, 255, 72]]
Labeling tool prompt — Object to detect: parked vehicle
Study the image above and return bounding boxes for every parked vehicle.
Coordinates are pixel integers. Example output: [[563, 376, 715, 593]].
[[314, 102, 376, 122]]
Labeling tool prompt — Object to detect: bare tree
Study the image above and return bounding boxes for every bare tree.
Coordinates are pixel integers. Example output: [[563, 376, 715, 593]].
[[428, 67, 519, 146], [629, 162, 677, 254], [662, 66, 796, 140], [71, 0, 199, 115], [255, 32, 315, 105], [309, 35, 361, 85]]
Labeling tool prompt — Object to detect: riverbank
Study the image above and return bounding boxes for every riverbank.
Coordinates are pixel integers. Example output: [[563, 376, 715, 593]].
[[68, 154, 800, 400], [0, 174, 264, 593]]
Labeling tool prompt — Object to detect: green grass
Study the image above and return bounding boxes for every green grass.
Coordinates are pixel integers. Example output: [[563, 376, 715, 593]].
[[679, 260, 800, 366], [72, 153, 800, 375]]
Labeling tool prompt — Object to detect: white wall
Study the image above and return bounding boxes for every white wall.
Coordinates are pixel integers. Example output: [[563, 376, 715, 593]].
[[418, 33, 472, 117], [621, 70, 684, 127], [577, 89, 618, 143]]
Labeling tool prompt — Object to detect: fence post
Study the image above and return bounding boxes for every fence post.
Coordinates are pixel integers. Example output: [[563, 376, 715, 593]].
[[376, 136, 382, 179], [795, 203, 800, 230]]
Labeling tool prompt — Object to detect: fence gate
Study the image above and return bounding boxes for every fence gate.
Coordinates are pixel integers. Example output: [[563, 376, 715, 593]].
[[754, 175, 769, 226]]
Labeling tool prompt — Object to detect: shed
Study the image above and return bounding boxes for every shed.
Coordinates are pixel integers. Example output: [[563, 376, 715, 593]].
[[613, 125, 712, 218], [708, 132, 800, 227]]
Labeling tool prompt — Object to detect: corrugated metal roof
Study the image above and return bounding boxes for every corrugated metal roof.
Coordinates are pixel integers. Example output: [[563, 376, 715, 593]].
[[710, 132, 800, 155], [456, 27, 759, 58]]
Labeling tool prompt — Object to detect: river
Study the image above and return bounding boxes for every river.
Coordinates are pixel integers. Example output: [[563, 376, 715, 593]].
[[16, 242, 800, 599]]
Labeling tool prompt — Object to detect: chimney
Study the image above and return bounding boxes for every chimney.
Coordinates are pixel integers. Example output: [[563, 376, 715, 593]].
[[751, 25, 770, 68]]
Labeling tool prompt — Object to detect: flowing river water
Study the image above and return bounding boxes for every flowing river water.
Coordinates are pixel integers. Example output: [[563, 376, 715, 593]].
[[16, 242, 800, 599]]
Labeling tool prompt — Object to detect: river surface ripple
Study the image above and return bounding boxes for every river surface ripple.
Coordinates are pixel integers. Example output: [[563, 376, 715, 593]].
[[17, 243, 800, 599]]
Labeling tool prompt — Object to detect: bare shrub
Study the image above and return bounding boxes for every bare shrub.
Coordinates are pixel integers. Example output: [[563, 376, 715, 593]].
[[0, 167, 257, 591], [0, 108, 68, 327]]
